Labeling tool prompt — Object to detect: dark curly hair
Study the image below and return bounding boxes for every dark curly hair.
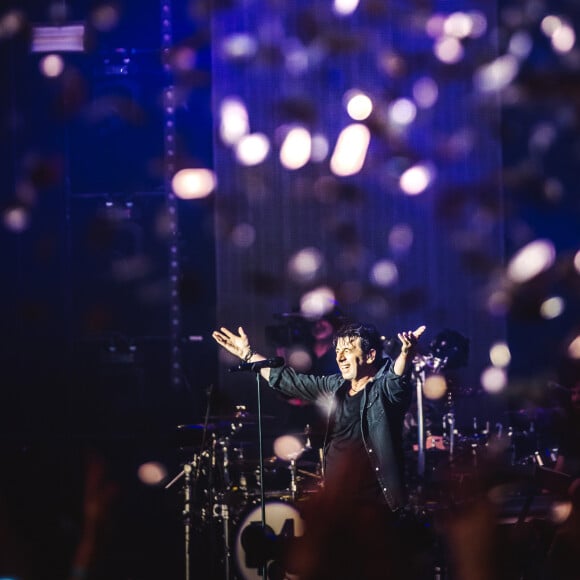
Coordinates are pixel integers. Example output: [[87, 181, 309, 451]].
[[332, 322, 384, 360]]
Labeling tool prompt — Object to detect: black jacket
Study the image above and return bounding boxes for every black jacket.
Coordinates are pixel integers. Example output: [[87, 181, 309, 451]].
[[268, 359, 411, 511]]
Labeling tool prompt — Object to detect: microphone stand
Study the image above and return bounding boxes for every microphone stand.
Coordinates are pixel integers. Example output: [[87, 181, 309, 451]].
[[228, 358, 283, 578], [413, 357, 426, 479], [253, 366, 267, 580]]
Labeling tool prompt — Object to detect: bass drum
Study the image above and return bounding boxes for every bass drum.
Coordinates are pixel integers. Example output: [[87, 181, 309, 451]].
[[234, 499, 305, 580]]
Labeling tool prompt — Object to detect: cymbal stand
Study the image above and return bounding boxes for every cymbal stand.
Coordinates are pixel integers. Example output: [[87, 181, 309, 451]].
[[289, 458, 298, 502], [165, 384, 214, 580], [443, 392, 456, 464], [164, 454, 198, 580]]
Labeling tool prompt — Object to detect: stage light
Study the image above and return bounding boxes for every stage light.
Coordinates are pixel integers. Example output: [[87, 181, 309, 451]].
[[31, 24, 85, 53]]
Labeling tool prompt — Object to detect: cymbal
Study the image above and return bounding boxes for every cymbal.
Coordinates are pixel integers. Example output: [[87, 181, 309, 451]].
[[177, 422, 232, 431], [206, 413, 276, 422]]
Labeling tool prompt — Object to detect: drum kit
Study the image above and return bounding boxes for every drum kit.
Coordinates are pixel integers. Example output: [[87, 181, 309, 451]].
[[165, 329, 565, 579], [167, 405, 320, 580]]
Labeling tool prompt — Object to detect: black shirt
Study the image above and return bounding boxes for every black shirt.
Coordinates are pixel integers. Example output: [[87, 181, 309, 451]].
[[325, 386, 383, 503]]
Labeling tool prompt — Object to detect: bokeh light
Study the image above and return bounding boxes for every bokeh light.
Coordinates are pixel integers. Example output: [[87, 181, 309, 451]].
[[388, 224, 414, 254], [412, 77, 438, 109], [345, 90, 373, 121], [91, 4, 120, 32], [137, 461, 167, 486], [39, 54, 64, 77], [434, 36, 464, 64], [489, 342, 511, 368], [370, 259, 399, 287], [399, 163, 434, 195], [0, 10, 25, 39], [481, 366, 507, 394], [567, 334, 580, 359], [287, 247, 324, 283], [506, 239, 556, 283], [279, 126, 311, 170], [220, 97, 249, 146], [3, 206, 30, 233], [230, 223, 256, 248], [235, 133, 270, 166], [300, 286, 336, 319], [172, 168, 216, 199], [423, 374, 447, 400], [333, 0, 360, 17], [330, 123, 370, 177], [539, 296, 565, 320], [273, 434, 304, 460], [388, 98, 417, 126], [286, 347, 313, 372]]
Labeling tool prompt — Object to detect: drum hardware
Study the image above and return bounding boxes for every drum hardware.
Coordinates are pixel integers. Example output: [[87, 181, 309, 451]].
[[213, 501, 233, 580], [171, 387, 324, 579], [289, 458, 298, 501], [443, 392, 456, 463]]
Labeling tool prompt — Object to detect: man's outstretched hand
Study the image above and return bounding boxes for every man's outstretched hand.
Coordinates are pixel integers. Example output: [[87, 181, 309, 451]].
[[212, 326, 252, 361]]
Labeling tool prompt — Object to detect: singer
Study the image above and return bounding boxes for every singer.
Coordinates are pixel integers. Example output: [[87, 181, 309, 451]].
[[212, 321, 426, 579]]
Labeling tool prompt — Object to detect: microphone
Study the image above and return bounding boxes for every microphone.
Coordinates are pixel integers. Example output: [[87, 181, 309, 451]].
[[229, 357, 285, 373]]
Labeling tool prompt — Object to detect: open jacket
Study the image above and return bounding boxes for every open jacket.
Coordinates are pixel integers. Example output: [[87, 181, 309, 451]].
[[268, 359, 411, 511]]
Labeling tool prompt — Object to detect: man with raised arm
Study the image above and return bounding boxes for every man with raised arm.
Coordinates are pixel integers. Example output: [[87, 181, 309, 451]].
[[213, 321, 426, 578]]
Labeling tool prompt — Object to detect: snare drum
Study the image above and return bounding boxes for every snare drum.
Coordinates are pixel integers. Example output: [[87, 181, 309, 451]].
[[234, 499, 305, 580]]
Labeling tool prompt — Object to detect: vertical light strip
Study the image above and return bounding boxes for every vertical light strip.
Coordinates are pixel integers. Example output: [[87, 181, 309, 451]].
[[161, 0, 181, 389]]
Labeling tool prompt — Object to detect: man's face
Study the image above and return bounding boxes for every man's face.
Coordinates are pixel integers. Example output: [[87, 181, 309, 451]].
[[335, 336, 375, 381]]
